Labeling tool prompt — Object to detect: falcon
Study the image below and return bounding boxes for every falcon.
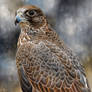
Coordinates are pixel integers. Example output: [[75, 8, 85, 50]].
[[15, 5, 90, 92]]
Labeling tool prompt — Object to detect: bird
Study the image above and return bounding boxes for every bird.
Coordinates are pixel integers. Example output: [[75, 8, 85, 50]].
[[15, 5, 91, 92]]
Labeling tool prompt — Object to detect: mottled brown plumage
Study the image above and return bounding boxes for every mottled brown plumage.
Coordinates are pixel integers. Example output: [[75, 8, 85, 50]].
[[15, 5, 90, 92]]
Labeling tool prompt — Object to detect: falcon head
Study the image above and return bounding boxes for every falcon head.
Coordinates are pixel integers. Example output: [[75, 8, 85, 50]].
[[15, 5, 47, 29]]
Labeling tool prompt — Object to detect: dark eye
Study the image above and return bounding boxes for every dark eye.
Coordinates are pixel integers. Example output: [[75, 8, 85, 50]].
[[26, 10, 36, 16], [29, 10, 35, 15]]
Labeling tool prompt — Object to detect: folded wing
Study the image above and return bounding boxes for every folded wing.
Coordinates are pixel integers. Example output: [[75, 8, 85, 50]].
[[16, 41, 90, 92]]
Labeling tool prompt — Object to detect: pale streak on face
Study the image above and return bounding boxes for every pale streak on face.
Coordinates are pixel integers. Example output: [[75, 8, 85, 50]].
[[16, 8, 28, 23], [17, 8, 26, 14]]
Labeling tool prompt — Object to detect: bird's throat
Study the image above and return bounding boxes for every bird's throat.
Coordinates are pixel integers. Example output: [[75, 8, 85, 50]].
[[17, 22, 49, 48]]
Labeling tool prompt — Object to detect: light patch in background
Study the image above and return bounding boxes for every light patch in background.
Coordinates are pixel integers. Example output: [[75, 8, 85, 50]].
[[65, 17, 76, 35], [0, 5, 10, 18], [0, 5, 14, 35], [43, 0, 55, 12]]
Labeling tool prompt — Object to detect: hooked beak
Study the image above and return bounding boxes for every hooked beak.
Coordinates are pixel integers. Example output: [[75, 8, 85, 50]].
[[15, 16, 22, 25]]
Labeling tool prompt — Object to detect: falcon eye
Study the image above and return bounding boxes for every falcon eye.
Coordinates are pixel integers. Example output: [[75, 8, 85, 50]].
[[29, 10, 35, 15], [26, 10, 36, 16]]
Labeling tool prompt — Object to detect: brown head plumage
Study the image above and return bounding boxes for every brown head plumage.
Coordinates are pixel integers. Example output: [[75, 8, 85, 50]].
[[15, 5, 47, 29]]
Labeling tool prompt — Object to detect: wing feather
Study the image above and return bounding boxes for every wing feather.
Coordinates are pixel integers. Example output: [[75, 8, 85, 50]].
[[18, 66, 32, 92], [16, 41, 90, 92]]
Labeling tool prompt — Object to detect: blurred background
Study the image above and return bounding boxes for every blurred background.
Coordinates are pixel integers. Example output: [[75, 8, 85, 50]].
[[0, 0, 92, 92]]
